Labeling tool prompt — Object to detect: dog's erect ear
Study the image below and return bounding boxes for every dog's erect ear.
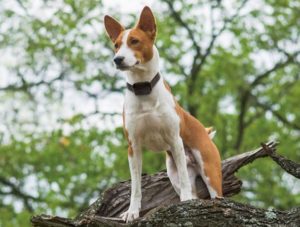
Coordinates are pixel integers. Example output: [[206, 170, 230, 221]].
[[137, 6, 156, 40], [104, 15, 124, 42]]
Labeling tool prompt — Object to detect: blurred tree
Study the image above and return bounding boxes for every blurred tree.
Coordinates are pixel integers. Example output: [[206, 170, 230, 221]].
[[158, 0, 300, 209], [0, 0, 299, 226]]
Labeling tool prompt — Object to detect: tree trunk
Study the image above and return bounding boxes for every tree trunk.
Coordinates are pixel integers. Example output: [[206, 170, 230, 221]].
[[31, 141, 300, 226]]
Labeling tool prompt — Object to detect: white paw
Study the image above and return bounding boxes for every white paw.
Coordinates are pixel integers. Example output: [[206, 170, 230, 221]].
[[120, 209, 139, 223], [215, 196, 224, 200], [180, 192, 193, 201]]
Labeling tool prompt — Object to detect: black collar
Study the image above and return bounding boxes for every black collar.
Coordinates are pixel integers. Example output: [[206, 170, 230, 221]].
[[126, 73, 160, 96]]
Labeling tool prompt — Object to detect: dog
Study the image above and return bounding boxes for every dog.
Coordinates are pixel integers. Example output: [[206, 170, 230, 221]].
[[104, 6, 223, 222]]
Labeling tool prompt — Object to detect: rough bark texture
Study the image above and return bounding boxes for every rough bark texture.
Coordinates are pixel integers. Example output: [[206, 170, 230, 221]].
[[261, 143, 300, 179], [31, 141, 300, 227]]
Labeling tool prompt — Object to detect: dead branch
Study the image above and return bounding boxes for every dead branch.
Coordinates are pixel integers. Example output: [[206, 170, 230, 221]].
[[30, 141, 300, 226], [261, 143, 300, 179]]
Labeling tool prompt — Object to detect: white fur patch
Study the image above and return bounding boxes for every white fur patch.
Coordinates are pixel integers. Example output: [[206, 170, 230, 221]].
[[115, 29, 138, 67], [124, 47, 179, 152], [209, 130, 216, 139]]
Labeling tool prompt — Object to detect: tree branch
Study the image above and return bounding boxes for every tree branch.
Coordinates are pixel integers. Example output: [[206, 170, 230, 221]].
[[0, 176, 40, 212], [0, 71, 66, 92], [191, 0, 249, 81], [186, 0, 249, 115], [31, 199, 300, 227], [162, 0, 201, 58], [250, 52, 298, 90], [254, 99, 300, 131], [234, 53, 299, 150], [261, 143, 300, 179], [30, 141, 300, 227]]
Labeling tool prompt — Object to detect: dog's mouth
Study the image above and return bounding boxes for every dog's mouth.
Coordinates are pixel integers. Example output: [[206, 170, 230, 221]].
[[116, 61, 140, 71], [116, 65, 130, 70]]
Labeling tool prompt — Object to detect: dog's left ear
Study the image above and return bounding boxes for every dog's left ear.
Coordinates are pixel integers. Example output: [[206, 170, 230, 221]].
[[137, 6, 156, 41]]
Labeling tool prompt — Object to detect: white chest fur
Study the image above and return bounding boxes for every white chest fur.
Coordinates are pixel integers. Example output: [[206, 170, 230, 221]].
[[124, 80, 180, 152]]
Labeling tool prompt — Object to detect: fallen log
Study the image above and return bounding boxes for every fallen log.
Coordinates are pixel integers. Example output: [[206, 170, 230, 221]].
[[31, 141, 300, 226]]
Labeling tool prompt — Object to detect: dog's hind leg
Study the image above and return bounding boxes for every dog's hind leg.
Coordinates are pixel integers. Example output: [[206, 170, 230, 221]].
[[191, 148, 222, 198], [166, 150, 198, 199]]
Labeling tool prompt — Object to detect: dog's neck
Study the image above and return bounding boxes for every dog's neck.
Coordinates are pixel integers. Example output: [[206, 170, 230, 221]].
[[125, 46, 160, 84]]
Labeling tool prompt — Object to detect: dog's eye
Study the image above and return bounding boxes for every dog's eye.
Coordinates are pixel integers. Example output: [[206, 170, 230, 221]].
[[114, 43, 119, 49], [131, 39, 139, 45]]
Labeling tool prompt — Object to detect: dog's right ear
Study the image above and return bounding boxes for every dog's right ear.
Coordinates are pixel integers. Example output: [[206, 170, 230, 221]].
[[104, 15, 124, 42]]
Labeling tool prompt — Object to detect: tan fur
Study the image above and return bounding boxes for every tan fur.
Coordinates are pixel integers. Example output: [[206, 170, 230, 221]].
[[175, 104, 223, 196], [104, 16, 124, 42], [122, 111, 133, 156], [113, 31, 125, 52], [164, 81, 222, 196], [136, 6, 156, 41], [127, 29, 154, 63]]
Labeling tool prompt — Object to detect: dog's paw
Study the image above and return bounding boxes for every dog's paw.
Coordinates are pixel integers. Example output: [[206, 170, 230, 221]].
[[120, 210, 139, 223], [215, 196, 224, 200], [180, 192, 193, 201]]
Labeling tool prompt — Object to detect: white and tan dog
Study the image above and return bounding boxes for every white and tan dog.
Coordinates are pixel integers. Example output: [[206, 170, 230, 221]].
[[104, 6, 222, 222]]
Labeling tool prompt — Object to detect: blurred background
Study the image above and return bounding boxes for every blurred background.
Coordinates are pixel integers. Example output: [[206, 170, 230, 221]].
[[0, 0, 299, 226]]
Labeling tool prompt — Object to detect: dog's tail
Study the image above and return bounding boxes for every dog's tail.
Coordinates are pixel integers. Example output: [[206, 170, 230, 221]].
[[206, 127, 216, 139]]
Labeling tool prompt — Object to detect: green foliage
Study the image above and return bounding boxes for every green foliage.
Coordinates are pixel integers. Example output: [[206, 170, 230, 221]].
[[0, 0, 299, 226], [0, 127, 123, 224]]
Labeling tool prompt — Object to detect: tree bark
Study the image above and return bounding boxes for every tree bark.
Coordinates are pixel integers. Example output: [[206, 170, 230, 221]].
[[31, 141, 300, 227], [261, 143, 300, 179]]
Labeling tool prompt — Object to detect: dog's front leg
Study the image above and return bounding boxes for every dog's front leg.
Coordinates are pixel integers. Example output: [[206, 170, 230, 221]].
[[171, 137, 193, 201], [120, 144, 142, 223]]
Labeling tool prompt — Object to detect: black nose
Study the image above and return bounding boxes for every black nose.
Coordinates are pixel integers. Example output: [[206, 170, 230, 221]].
[[114, 56, 124, 65]]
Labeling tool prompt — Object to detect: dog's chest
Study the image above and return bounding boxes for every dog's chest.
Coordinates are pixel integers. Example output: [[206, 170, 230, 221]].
[[125, 88, 179, 151]]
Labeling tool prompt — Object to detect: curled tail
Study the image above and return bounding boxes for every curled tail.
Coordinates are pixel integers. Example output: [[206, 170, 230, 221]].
[[206, 127, 216, 139]]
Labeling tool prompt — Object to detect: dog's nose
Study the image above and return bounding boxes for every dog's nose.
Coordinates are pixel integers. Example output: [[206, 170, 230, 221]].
[[114, 56, 124, 65]]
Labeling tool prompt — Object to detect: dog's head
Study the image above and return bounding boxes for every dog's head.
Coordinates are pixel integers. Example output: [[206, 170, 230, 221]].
[[104, 6, 156, 71]]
